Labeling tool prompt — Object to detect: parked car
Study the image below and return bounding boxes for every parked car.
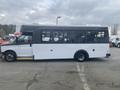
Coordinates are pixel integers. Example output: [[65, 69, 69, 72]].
[[110, 35, 120, 48]]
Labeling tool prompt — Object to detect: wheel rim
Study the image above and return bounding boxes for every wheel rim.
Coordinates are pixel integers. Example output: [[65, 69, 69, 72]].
[[6, 54, 14, 61], [78, 54, 85, 61]]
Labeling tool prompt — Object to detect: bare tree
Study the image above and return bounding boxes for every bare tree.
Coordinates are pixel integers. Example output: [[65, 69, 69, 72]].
[[0, 24, 16, 38]]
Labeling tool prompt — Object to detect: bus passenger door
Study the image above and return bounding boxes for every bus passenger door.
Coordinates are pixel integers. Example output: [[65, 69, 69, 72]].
[[16, 34, 33, 60]]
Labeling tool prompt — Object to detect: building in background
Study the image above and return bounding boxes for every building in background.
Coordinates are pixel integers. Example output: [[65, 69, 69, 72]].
[[111, 24, 119, 35]]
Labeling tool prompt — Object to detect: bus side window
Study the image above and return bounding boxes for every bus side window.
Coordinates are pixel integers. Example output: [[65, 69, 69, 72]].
[[28, 36, 32, 43], [53, 32, 59, 42], [95, 31, 105, 43], [74, 31, 86, 43], [17, 35, 32, 44], [86, 31, 96, 43], [59, 32, 64, 42], [42, 32, 51, 42], [63, 32, 69, 42], [96, 32, 105, 38], [52, 32, 69, 43]]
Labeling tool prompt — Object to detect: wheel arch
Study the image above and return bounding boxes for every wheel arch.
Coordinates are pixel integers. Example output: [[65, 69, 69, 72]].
[[3, 50, 17, 57]]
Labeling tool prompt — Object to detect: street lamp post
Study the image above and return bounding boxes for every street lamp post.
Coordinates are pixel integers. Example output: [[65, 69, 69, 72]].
[[56, 16, 61, 25]]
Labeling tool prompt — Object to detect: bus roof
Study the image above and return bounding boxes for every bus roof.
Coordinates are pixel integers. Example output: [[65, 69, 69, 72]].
[[21, 25, 108, 33]]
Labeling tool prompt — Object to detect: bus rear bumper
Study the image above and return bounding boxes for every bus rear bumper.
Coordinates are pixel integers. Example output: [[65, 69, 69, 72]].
[[106, 53, 111, 58]]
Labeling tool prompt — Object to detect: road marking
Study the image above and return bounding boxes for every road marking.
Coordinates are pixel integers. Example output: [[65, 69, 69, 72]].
[[76, 63, 91, 90]]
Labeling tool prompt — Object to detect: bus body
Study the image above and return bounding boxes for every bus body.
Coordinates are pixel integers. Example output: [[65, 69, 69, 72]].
[[0, 25, 111, 62]]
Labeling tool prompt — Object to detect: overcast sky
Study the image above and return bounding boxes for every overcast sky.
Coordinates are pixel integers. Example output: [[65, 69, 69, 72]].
[[0, 0, 120, 25]]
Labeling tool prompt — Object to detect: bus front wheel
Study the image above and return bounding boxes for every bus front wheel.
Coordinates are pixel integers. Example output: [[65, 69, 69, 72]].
[[117, 43, 120, 48], [5, 51, 16, 62]]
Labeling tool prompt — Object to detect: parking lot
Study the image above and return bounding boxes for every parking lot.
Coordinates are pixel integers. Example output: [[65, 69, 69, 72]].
[[0, 48, 120, 90]]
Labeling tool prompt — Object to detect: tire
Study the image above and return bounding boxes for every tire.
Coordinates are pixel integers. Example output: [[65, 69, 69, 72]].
[[117, 43, 120, 48], [112, 43, 115, 47], [5, 51, 16, 62], [74, 51, 88, 62]]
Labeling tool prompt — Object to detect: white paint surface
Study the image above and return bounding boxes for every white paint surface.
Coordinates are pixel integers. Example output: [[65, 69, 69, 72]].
[[76, 63, 91, 90], [32, 44, 110, 60], [1, 43, 110, 59], [1, 45, 32, 57]]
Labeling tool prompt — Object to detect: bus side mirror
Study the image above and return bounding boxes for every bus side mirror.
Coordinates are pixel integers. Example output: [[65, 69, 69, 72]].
[[30, 42, 32, 47], [15, 37, 18, 44]]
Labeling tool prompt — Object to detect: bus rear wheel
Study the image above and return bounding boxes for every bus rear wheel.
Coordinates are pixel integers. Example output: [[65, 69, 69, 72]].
[[5, 51, 16, 62], [77, 53, 86, 62], [74, 51, 88, 62]]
